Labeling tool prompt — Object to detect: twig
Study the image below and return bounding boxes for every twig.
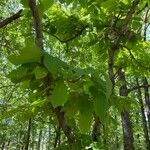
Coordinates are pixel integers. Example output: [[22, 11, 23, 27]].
[[123, 45, 150, 70], [43, 25, 88, 43], [128, 84, 150, 93]]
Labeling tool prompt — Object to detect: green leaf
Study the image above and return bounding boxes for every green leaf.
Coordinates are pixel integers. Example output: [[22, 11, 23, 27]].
[[83, 79, 94, 94], [48, 24, 57, 35], [43, 54, 58, 75], [20, 0, 29, 8], [148, 0, 150, 7], [77, 94, 93, 133], [43, 53, 68, 76], [77, 94, 93, 114], [79, 0, 87, 7], [29, 80, 43, 90], [7, 64, 35, 83], [31, 99, 46, 107], [63, 92, 79, 118], [39, 0, 54, 14], [65, 0, 72, 5], [78, 113, 92, 134], [90, 86, 108, 122], [94, 93, 107, 122], [51, 80, 69, 107], [34, 66, 48, 79], [105, 76, 112, 99], [20, 80, 30, 90], [7, 66, 28, 80], [8, 43, 42, 65], [101, 0, 118, 11], [112, 95, 139, 112]]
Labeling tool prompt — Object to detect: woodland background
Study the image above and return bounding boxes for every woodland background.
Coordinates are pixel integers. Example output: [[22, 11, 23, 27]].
[[0, 0, 150, 150]]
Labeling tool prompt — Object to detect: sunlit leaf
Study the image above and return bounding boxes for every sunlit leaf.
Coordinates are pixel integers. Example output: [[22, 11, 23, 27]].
[[39, 0, 54, 14], [8, 43, 42, 65]]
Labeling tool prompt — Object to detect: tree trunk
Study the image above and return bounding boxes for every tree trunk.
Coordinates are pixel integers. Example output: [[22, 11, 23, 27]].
[[31, 126, 35, 150], [6, 140, 10, 150], [143, 77, 150, 133], [47, 120, 51, 150], [54, 107, 75, 144], [136, 78, 150, 149], [16, 133, 21, 150], [102, 125, 107, 147], [119, 70, 134, 150], [37, 129, 42, 150], [54, 126, 61, 148], [41, 130, 46, 150], [121, 111, 134, 150], [92, 116, 101, 142], [114, 115, 120, 149], [1, 142, 5, 150], [25, 118, 32, 150], [136, 112, 141, 149]]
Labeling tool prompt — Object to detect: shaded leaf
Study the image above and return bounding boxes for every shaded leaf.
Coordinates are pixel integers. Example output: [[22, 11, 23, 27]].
[[51, 80, 69, 107], [7, 64, 35, 83], [43, 53, 68, 76], [34, 66, 48, 79]]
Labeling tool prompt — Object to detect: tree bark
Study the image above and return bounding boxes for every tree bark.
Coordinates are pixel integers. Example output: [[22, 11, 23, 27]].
[[1, 142, 5, 150], [47, 119, 51, 150], [37, 129, 42, 150], [31, 126, 35, 150], [135, 112, 141, 149], [143, 77, 150, 133], [6, 140, 10, 150], [136, 78, 150, 149], [91, 116, 101, 142], [119, 70, 135, 150], [54, 126, 61, 148], [25, 118, 32, 150], [121, 111, 134, 150]]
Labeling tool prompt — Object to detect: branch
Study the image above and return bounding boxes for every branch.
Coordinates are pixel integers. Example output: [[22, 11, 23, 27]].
[[123, 45, 150, 70], [28, 0, 43, 50], [0, 10, 23, 29], [128, 84, 150, 93], [67, 75, 85, 83], [121, 0, 140, 32], [53, 107, 75, 143], [136, 2, 148, 14], [43, 25, 88, 43], [143, 7, 149, 41]]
